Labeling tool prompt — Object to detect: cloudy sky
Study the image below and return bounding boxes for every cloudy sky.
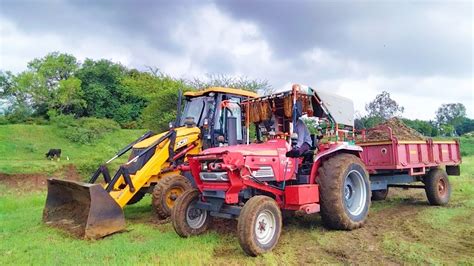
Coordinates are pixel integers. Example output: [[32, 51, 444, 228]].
[[0, 0, 472, 119]]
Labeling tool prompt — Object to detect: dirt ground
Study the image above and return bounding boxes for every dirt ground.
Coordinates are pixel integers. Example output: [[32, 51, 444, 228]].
[[206, 188, 473, 264], [0, 164, 81, 192], [2, 170, 472, 264], [359, 117, 425, 142]]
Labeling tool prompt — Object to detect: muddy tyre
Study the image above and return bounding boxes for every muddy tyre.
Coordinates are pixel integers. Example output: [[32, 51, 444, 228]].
[[152, 174, 192, 218], [171, 189, 211, 237], [318, 153, 371, 230], [371, 188, 389, 201], [237, 196, 282, 256], [127, 189, 147, 205], [424, 168, 451, 206]]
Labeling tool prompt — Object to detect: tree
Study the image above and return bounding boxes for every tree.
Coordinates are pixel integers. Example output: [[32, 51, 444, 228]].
[[28, 52, 79, 115], [0, 71, 25, 112], [402, 118, 437, 137], [455, 117, 474, 135], [354, 116, 385, 130], [76, 59, 147, 126], [122, 69, 190, 131], [2, 53, 81, 117], [365, 91, 404, 120], [27, 52, 79, 90], [0, 71, 15, 96], [435, 103, 466, 128], [439, 124, 455, 137], [53, 77, 86, 114], [187, 74, 273, 95]]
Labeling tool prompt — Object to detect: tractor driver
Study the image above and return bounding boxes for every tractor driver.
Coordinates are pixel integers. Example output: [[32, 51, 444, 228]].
[[286, 100, 312, 157]]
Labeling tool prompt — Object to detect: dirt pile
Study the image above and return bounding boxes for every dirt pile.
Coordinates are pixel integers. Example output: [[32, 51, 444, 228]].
[[43, 202, 89, 238], [0, 165, 82, 191], [361, 118, 425, 142]]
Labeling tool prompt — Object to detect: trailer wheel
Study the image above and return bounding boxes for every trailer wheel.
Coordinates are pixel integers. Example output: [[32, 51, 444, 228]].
[[318, 153, 371, 230], [424, 168, 451, 206], [152, 174, 192, 218], [171, 189, 212, 237], [371, 188, 389, 201], [237, 196, 282, 256]]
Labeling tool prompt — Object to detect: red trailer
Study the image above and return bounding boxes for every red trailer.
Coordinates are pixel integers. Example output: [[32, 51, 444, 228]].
[[357, 126, 461, 202]]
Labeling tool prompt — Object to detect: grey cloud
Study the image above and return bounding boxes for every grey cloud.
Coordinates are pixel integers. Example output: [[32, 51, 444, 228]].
[[2, 0, 470, 78], [0, 0, 207, 55], [216, 1, 473, 78], [0, 0, 471, 118]]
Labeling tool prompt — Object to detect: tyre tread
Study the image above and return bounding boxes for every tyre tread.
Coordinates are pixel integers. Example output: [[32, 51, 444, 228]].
[[318, 153, 370, 230], [152, 174, 192, 218]]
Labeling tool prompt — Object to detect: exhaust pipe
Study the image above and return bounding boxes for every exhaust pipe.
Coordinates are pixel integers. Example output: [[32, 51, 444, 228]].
[[43, 179, 125, 239]]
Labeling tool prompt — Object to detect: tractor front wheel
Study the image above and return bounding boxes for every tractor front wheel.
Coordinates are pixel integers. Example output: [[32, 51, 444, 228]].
[[152, 174, 192, 219], [171, 189, 212, 237], [424, 168, 451, 206], [237, 196, 282, 256], [318, 153, 371, 230]]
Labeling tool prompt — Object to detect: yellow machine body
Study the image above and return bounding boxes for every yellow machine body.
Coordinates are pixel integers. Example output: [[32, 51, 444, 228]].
[[43, 87, 256, 239], [110, 126, 201, 207]]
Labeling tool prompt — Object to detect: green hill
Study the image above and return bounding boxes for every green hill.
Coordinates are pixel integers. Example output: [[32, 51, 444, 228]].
[[1, 124, 472, 176], [0, 124, 145, 176]]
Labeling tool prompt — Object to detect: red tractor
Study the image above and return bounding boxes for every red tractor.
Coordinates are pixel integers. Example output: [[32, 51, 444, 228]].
[[170, 84, 460, 256], [171, 84, 368, 255]]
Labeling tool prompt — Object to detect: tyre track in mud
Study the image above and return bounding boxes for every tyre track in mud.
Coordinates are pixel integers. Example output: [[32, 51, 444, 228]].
[[282, 189, 473, 265]]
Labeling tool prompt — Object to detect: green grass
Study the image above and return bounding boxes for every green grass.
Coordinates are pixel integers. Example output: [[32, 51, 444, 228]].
[[0, 124, 145, 176], [0, 193, 219, 265], [460, 136, 474, 156], [381, 156, 474, 264], [0, 124, 473, 264]]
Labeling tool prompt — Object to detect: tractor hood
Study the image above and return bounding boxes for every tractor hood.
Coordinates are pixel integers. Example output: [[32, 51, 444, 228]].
[[200, 139, 289, 157]]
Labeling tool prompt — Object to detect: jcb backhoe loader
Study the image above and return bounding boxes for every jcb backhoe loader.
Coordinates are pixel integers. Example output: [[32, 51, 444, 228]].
[[43, 87, 258, 239]]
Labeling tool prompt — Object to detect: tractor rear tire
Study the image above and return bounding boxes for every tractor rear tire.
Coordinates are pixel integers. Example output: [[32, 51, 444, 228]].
[[171, 189, 212, 237], [237, 196, 282, 256], [371, 188, 389, 201], [152, 174, 192, 219], [318, 153, 371, 230], [424, 168, 451, 206]]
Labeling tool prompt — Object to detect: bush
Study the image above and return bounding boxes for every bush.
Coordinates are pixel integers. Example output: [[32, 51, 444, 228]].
[[120, 119, 142, 129], [50, 113, 120, 144], [76, 158, 102, 180], [5, 106, 31, 124], [49, 113, 77, 128], [0, 116, 8, 125], [24, 117, 49, 125], [66, 117, 120, 144]]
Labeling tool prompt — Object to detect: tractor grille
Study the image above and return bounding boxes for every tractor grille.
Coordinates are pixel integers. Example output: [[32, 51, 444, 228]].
[[251, 166, 275, 180], [199, 172, 229, 182]]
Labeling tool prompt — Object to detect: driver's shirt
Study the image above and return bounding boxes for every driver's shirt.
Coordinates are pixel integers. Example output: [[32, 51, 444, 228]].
[[295, 118, 312, 148]]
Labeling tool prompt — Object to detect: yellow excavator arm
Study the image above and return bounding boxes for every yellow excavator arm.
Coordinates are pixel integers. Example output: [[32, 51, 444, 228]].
[[110, 126, 201, 207]]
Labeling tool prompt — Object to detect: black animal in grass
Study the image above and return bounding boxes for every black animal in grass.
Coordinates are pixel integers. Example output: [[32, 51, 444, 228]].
[[45, 149, 61, 161]]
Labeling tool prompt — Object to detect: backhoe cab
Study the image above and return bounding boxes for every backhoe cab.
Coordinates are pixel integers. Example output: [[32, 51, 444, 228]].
[[43, 87, 257, 239]]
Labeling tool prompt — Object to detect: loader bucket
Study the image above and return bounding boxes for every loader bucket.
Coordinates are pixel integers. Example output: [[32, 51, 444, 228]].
[[43, 178, 126, 239]]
